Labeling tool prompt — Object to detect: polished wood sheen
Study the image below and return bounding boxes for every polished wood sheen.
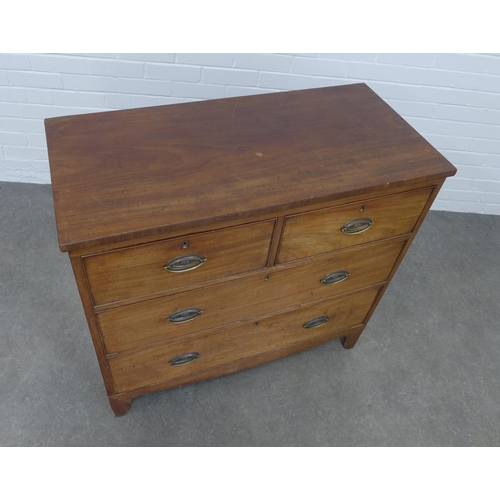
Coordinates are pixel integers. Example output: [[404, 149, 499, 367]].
[[84, 220, 274, 305], [98, 237, 405, 354], [277, 187, 432, 263], [109, 324, 366, 417], [109, 286, 381, 394], [45, 84, 456, 415], [46, 84, 456, 253]]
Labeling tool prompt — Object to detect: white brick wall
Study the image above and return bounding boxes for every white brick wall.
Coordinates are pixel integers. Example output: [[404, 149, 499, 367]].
[[1, 53, 499, 215]]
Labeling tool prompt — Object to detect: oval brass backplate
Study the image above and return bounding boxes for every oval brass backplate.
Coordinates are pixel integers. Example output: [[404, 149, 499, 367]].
[[169, 352, 200, 366], [164, 254, 207, 273], [341, 217, 373, 235], [167, 307, 203, 324], [321, 270, 350, 285], [303, 315, 330, 329]]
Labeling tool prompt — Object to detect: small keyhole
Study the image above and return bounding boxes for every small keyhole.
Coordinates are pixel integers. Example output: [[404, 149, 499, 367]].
[[254, 322, 259, 327], [360, 205, 365, 212], [265, 275, 270, 281], [182, 241, 189, 249]]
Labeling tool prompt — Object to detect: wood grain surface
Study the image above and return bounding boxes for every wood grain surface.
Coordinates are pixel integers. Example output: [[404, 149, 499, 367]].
[[98, 237, 405, 354], [85, 220, 274, 305], [45, 84, 457, 415], [45, 84, 456, 252], [277, 187, 432, 263], [109, 285, 381, 393]]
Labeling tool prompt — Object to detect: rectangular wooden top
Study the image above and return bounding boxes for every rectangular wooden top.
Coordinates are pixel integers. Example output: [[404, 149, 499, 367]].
[[45, 83, 456, 252]]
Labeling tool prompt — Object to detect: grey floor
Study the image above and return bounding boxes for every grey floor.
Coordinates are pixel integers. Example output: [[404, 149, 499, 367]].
[[1, 181, 499, 447]]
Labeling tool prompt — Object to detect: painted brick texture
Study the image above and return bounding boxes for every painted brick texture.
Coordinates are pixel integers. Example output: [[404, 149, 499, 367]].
[[1, 53, 499, 214]]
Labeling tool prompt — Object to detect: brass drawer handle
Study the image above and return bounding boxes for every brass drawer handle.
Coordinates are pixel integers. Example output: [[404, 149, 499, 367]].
[[164, 254, 207, 273], [167, 307, 203, 324], [169, 352, 200, 366], [303, 315, 330, 329], [341, 217, 373, 235], [321, 270, 350, 285]]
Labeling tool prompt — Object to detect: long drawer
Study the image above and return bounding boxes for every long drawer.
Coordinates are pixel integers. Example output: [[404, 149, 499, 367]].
[[277, 188, 432, 263], [84, 220, 275, 305], [109, 285, 381, 393], [98, 238, 405, 354]]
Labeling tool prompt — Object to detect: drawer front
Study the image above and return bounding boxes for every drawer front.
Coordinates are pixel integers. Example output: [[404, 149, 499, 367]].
[[277, 188, 432, 263], [85, 220, 275, 305], [98, 238, 405, 354], [109, 286, 381, 393]]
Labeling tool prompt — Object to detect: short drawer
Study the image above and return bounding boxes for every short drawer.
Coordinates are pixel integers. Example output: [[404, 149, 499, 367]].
[[84, 220, 275, 305], [277, 187, 432, 263], [98, 238, 405, 354], [109, 285, 381, 393]]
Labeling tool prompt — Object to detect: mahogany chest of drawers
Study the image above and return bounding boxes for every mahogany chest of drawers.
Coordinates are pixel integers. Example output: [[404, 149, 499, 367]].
[[45, 83, 456, 416]]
